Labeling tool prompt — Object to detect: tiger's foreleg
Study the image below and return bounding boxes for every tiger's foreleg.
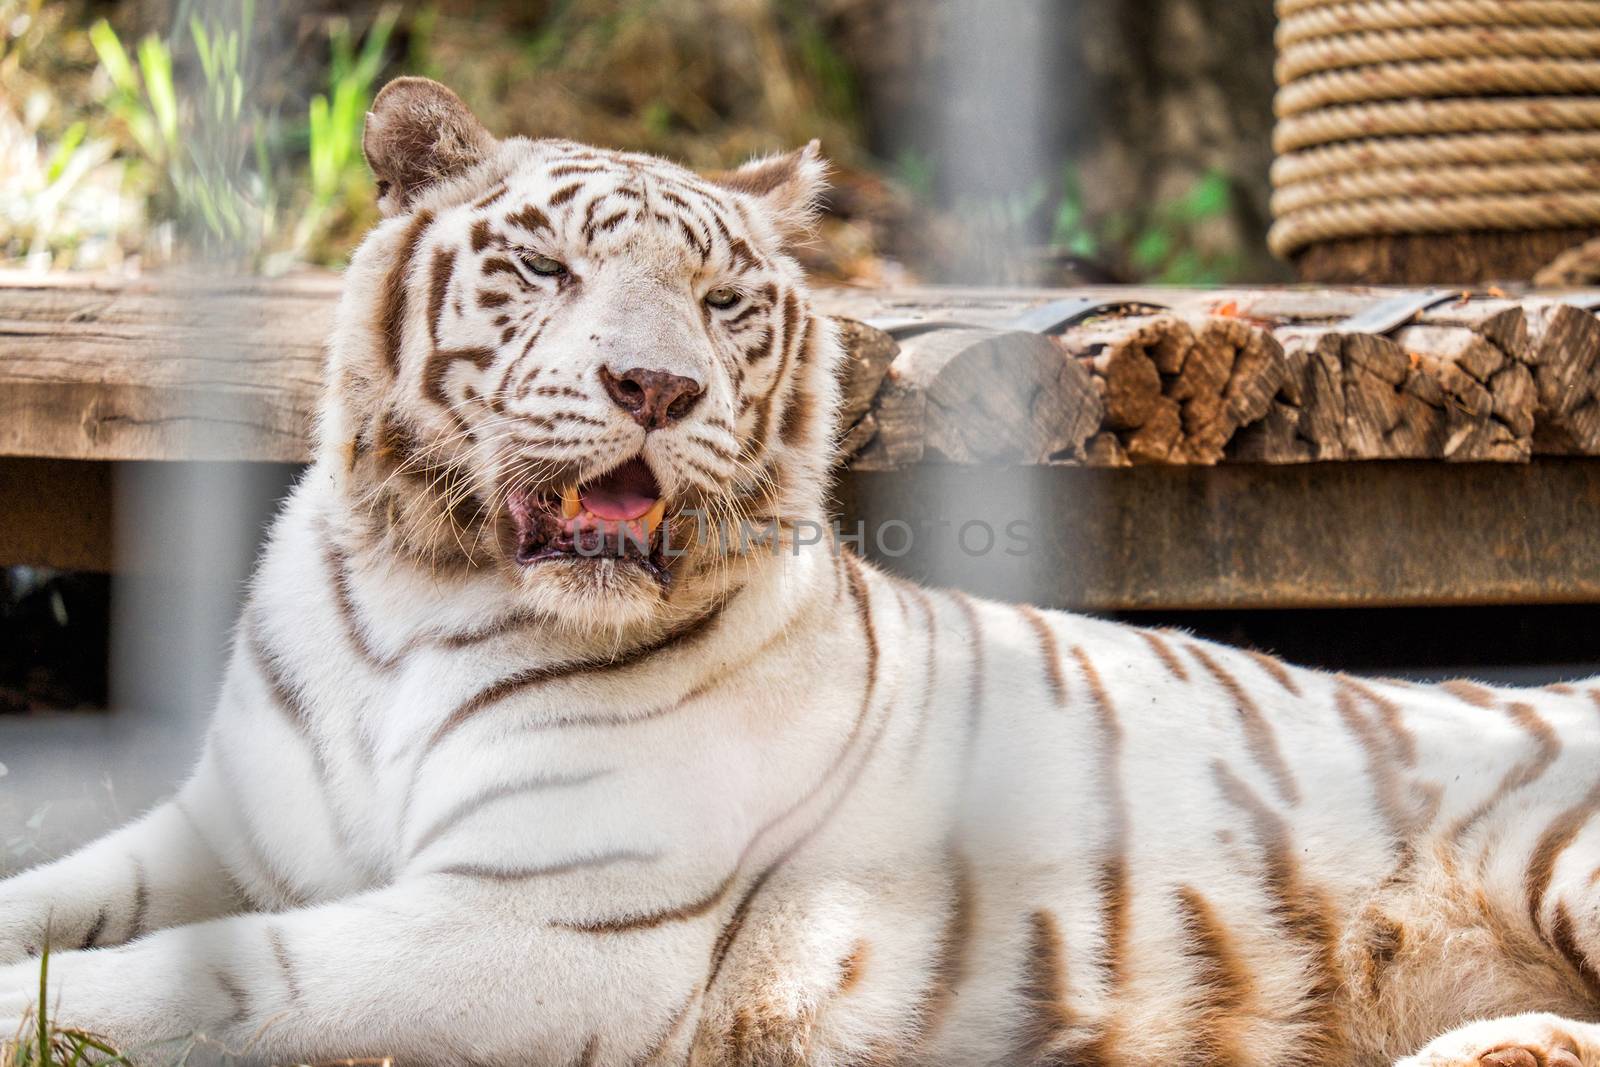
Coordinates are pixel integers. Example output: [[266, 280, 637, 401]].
[[0, 876, 704, 1065], [0, 750, 249, 966]]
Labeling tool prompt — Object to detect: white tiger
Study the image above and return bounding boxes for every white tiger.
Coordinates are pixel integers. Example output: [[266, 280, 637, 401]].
[[3, 77, 1600, 1067]]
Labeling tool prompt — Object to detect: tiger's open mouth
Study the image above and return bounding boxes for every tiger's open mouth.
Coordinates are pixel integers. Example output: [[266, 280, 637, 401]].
[[507, 457, 673, 585]]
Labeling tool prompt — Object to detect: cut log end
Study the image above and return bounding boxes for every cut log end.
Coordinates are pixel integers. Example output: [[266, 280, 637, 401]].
[[854, 327, 1103, 468], [1525, 303, 1600, 456], [1059, 314, 1287, 465]]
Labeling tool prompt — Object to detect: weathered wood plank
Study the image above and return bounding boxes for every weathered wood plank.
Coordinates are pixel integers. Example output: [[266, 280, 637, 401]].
[[13, 455, 1597, 610], [836, 460, 1600, 610], [0, 272, 327, 463]]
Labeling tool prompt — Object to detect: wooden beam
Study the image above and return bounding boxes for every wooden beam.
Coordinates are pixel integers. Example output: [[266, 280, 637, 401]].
[[0, 272, 330, 463], [4, 454, 1596, 608], [836, 460, 1600, 610], [0, 458, 112, 572]]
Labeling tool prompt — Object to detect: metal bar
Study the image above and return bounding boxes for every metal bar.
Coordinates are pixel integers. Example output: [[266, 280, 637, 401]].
[[1006, 296, 1170, 334], [1334, 289, 1457, 334]]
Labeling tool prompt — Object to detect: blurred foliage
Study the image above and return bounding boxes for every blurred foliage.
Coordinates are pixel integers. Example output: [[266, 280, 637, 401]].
[[90, 15, 242, 247], [297, 8, 399, 263], [1052, 166, 1243, 284], [81, 2, 397, 269], [0, 0, 1260, 285], [417, 0, 865, 171], [0, 0, 143, 270], [1, 0, 399, 271]]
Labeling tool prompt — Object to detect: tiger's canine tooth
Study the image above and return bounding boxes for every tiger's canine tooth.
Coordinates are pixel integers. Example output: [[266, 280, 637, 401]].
[[561, 485, 582, 519], [642, 497, 667, 535]]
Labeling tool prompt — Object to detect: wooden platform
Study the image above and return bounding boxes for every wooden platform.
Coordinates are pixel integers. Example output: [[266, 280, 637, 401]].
[[3, 271, 1598, 609]]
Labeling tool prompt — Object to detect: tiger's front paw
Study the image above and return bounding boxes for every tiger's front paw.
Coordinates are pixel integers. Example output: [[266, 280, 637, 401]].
[[1397, 1013, 1600, 1067]]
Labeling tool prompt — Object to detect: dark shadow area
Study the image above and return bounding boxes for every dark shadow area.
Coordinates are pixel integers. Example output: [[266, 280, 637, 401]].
[[0, 568, 110, 713], [1107, 605, 1600, 685]]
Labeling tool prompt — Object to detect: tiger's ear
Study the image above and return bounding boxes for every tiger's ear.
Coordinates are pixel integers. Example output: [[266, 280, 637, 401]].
[[364, 77, 496, 216], [709, 140, 829, 242]]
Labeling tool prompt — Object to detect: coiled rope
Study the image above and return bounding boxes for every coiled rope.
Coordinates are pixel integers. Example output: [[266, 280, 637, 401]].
[[1269, 0, 1600, 260]]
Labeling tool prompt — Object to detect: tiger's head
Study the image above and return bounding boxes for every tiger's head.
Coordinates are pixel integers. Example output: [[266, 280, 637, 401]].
[[321, 78, 842, 633]]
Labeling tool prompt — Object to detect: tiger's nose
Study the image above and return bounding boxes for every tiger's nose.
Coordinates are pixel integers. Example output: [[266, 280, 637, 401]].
[[598, 366, 704, 430]]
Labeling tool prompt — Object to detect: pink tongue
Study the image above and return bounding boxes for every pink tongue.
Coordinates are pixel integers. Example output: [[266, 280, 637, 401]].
[[579, 460, 659, 521]]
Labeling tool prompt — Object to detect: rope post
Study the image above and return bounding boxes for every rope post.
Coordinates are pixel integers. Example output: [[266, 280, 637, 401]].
[[1270, 0, 1600, 284]]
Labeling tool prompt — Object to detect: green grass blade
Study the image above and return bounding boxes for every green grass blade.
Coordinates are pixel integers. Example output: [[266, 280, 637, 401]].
[[44, 122, 88, 185], [136, 35, 179, 150], [36, 940, 48, 1067], [308, 93, 332, 199], [87, 21, 140, 97], [354, 6, 399, 86], [189, 17, 215, 85]]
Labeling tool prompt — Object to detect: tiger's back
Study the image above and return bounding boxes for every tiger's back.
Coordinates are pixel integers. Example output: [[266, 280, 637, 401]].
[[678, 573, 1600, 1065]]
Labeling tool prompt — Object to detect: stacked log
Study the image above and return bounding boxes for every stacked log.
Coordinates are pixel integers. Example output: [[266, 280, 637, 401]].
[[830, 289, 1600, 468], [1057, 313, 1288, 465], [831, 317, 899, 461], [1246, 326, 1528, 463], [1526, 302, 1600, 455], [846, 326, 1103, 469]]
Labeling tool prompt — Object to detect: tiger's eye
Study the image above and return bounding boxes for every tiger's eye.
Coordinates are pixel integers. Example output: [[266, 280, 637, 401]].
[[522, 254, 567, 277], [705, 286, 741, 309]]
